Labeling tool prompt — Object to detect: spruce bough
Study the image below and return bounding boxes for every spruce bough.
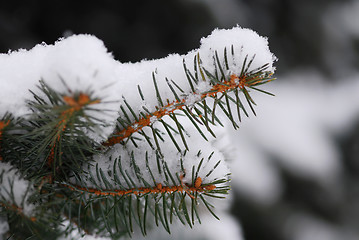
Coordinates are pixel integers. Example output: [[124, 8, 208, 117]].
[[0, 27, 276, 239]]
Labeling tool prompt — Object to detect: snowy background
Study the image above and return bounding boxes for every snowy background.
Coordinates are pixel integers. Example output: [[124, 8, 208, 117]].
[[1, 0, 359, 240]]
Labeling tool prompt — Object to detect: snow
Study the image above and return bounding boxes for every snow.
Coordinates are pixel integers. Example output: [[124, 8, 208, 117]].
[[228, 134, 283, 204], [199, 27, 276, 75], [86, 114, 230, 189], [0, 25, 276, 190], [0, 26, 275, 143], [60, 211, 243, 240], [284, 213, 350, 240], [228, 70, 359, 204], [130, 212, 244, 240], [0, 26, 277, 238], [0, 35, 120, 141]]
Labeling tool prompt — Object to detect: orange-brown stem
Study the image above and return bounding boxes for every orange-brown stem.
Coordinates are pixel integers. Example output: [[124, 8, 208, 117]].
[[0, 201, 36, 222], [104, 74, 263, 146], [103, 99, 185, 146], [47, 93, 99, 166], [63, 177, 216, 197]]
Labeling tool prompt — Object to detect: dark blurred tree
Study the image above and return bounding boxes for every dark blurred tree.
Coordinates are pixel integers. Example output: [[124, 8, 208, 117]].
[[0, 0, 216, 62]]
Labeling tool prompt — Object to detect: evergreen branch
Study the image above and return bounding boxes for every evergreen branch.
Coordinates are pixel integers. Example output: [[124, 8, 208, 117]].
[[20, 81, 102, 180], [61, 177, 216, 197], [57, 177, 226, 237], [103, 99, 185, 146], [0, 201, 36, 222], [0, 165, 67, 239], [0, 119, 10, 161], [52, 146, 230, 236], [46, 93, 100, 167], [104, 68, 274, 147], [1, 28, 276, 239]]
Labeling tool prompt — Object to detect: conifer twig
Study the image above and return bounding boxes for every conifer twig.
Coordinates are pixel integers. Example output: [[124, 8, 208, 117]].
[[61, 176, 216, 197], [104, 73, 272, 146], [47, 93, 100, 166], [0, 120, 10, 161], [0, 201, 36, 222]]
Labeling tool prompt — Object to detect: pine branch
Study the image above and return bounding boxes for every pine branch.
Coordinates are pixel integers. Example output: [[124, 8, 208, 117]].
[[47, 92, 100, 166], [49, 143, 230, 237], [103, 52, 275, 153], [61, 177, 216, 198], [17, 81, 103, 181], [57, 177, 228, 237], [0, 201, 36, 222], [63, 177, 216, 199], [0, 119, 10, 161], [103, 99, 185, 147], [0, 163, 66, 239], [0, 27, 276, 239]]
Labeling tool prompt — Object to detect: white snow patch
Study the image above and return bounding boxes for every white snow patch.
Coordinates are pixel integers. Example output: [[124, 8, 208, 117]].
[[129, 211, 244, 240], [228, 70, 359, 204], [284, 213, 347, 240], [0, 26, 275, 144]]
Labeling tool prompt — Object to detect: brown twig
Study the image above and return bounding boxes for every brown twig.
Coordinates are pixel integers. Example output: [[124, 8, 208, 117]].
[[0, 201, 36, 222], [62, 176, 215, 198], [47, 93, 100, 166], [104, 74, 265, 146]]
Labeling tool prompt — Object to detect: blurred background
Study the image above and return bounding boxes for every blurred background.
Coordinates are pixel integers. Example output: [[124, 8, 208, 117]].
[[1, 0, 359, 239]]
